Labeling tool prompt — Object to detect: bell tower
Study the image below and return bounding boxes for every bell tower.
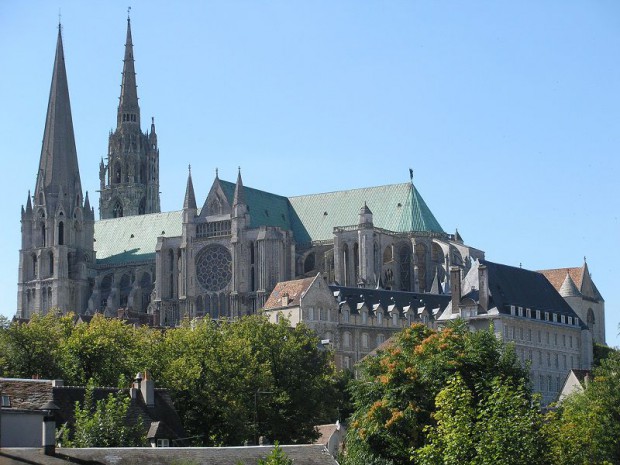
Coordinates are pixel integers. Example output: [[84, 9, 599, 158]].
[[99, 14, 160, 219], [18, 24, 95, 318]]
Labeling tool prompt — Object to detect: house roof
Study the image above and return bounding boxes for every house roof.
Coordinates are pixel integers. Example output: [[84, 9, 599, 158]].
[[474, 260, 586, 326], [0, 445, 338, 465], [94, 210, 183, 266], [0, 378, 186, 442], [263, 276, 318, 310], [330, 285, 450, 317], [539, 263, 604, 301]]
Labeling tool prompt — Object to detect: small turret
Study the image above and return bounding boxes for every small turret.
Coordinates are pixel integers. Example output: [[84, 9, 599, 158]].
[[232, 168, 247, 218], [358, 202, 373, 227]]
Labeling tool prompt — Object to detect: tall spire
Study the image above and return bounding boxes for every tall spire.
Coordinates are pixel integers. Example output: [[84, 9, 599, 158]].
[[35, 23, 82, 207], [118, 15, 140, 127], [183, 165, 197, 210]]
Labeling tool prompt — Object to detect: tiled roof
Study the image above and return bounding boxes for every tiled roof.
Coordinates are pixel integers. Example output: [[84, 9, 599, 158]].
[[539, 263, 603, 301], [0, 445, 338, 465], [94, 211, 183, 266], [263, 276, 318, 309], [539, 267, 585, 292], [289, 182, 444, 243]]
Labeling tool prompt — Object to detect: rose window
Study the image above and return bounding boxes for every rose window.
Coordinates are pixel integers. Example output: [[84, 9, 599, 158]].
[[195, 244, 232, 292]]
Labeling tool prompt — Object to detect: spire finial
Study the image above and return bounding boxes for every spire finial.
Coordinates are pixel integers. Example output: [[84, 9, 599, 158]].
[[584, 255, 587, 263], [215, 167, 219, 178], [409, 167, 413, 182], [58, 9, 62, 30], [188, 164, 191, 174], [238, 166, 241, 174], [127, 6, 131, 21]]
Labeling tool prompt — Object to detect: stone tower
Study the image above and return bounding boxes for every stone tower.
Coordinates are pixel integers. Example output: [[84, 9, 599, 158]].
[[18, 25, 95, 318], [99, 15, 160, 219]]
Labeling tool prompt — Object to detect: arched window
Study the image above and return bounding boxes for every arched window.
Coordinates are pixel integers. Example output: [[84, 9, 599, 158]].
[[113, 201, 123, 218], [119, 274, 131, 307], [139, 197, 146, 215], [353, 243, 360, 283], [343, 332, 351, 348], [362, 333, 369, 348], [58, 221, 64, 245], [48, 251, 54, 276], [587, 308, 595, 327], [113, 161, 122, 184], [304, 253, 316, 274], [32, 254, 38, 279], [399, 244, 412, 291], [342, 244, 349, 286]]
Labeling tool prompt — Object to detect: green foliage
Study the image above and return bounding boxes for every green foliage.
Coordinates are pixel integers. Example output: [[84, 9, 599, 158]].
[[342, 320, 537, 465], [60, 379, 145, 447], [156, 315, 339, 446], [61, 314, 161, 386], [544, 350, 620, 465], [593, 343, 617, 368], [258, 441, 294, 465], [0, 311, 74, 378]]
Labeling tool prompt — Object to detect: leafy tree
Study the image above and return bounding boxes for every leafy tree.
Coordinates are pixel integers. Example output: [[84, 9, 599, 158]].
[[342, 320, 535, 465], [60, 379, 145, 447], [544, 350, 620, 465], [258, 441, 294, 465], [61, 314, 161, 386], [0, 311, 74, 378], [156, 316, 339, 446]]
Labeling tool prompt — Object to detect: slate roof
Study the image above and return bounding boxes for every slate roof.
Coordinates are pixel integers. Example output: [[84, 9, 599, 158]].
[[330, 285, 451, 316], [94, 211, 183, 266], [0, 378, 186, 443], [0, 445, 338, 465], [479, 260, 586, 326], [263, 276, 318, 309]]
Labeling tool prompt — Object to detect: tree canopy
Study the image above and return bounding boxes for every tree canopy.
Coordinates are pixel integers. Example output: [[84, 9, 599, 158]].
[[341, 320, 544, 465]]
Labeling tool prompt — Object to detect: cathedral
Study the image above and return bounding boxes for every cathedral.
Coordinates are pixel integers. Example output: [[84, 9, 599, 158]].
[[17, 17, 484, 326]]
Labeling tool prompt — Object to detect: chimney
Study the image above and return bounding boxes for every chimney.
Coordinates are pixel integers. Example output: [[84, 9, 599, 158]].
[[450, 267, 461, 314], [478, 264, 489, 311], [41, 401, 59, 456], [282, 293, 289, 307], [141, 371, 155, 407]]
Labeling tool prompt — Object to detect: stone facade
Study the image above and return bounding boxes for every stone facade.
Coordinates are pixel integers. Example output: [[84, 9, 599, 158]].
[[438, 260, 593, 405]]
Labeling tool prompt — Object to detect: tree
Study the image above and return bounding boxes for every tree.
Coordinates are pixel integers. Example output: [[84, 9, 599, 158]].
[[0, 311, 74, 378], [342, 320, 537, 465], [61, 314, 161, 386], [258, 442, 294, 465], [60, 379, 145, 447], [156, 315, 339, 446], [544, 350, 620, 465]]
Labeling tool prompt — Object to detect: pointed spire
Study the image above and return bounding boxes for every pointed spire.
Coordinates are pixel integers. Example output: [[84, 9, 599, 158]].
[[118, 15, 140, 127], [183, 165, 197, 210], [559, 271, 581, 297], [430, 267, 442, 294], [35, 24, 82, 207], [26, 191, 33, 214], [233, 167, 245, 206], [84, 191, 91, 212]]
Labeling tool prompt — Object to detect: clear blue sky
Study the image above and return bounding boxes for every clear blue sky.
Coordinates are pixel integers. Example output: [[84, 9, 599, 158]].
[[1, 1, 618, 346]]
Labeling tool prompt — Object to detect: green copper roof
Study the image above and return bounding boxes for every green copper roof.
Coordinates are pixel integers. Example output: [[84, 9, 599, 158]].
[[93, 181, 444, 266], [288, 182, 444, 243], [219, 180, 293, 230], [95, 211, 183, 265]]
